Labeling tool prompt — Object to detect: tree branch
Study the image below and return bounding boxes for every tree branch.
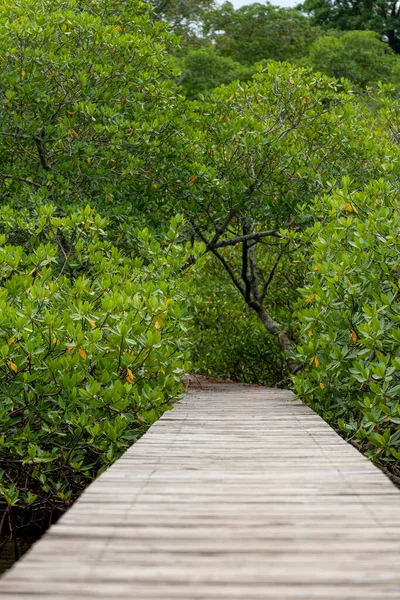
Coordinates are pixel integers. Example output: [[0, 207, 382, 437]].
[[260, 247, 286, 302], [35, 131, 50, 171], [0, 174, 41, 190], [241, 223, 251, 302], [248, 239, 260, 301], [206, 209, 236, 251], [213, 229, 282, 249]]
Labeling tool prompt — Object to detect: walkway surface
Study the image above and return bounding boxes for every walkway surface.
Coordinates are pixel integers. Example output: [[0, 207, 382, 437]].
[[2, 382, 400, 599]]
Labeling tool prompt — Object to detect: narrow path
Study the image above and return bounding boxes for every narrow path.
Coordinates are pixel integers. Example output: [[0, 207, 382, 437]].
[[2, 383, 400, 599]]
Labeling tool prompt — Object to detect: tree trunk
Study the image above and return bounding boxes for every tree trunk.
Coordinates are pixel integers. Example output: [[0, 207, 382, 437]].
[[248, 300, 300, 374], [386, 29, 400, 53]]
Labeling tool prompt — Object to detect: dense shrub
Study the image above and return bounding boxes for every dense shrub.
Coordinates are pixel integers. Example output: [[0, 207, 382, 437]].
[[0, 0, 179, 215], [294, 178, 400, 472], [0, 205, 192, 532]]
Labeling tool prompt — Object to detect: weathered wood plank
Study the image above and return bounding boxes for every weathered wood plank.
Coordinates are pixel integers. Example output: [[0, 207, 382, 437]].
[[1, 383, 400, 599]]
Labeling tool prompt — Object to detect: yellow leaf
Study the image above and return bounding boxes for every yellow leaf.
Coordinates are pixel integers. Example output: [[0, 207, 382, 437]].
[[52, 337, 59, 344], [21, 69, 26, 77], [188, 175, 197, 187], [78, 348, 87, 360], [351, 330, 357, 343], [305, 294, 315, 303], [67, 345, 74, 352], [319, 382, 325, 389], [314, 357, 320, 368], [154, 321, 161, 330], [128, 348, 135, 356], [307, 330, 312, 337], [28, 268, 36, 276], [313, 265, 319, 271], [89, 321, 96, 328], [302, 97, 307, 103], [67, 129, 79, 138], [8, 361, 18, 373], [126, 368, 134, 384], [8, 336, 15, 346], [229, 93, 235, 100], [343, 203, 358, 213]]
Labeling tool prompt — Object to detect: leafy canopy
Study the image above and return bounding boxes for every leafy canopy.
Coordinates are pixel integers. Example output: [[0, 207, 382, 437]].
[[301, 0, 400, 53], [204, 2, 319, 64], [164, 63, 399, 367], [0, 0, 179, 215], [304, 30, 400, 88], [179, 47, 255, 99]]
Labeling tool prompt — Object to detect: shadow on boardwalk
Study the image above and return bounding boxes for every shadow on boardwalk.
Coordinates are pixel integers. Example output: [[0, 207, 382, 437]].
[[2, 382, 400, 599]]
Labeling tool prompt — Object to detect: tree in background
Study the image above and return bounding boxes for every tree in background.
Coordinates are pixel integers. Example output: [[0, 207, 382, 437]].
[[179, 48, 255, 99], [204, 2, 319, 64], [161, 63, 399, 371], [301, 0, 400, 54], [149, 0, 216, 42], [304, 30, 400, 88]]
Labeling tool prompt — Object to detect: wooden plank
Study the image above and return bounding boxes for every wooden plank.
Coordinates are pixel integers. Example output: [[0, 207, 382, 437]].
[[1, 382, 400, 599]]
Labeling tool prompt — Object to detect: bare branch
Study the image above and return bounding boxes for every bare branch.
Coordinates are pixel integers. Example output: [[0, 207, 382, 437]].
[[211, 245, 246, 299], [241, 223, 251, 302], [260, 246, 287, 302], [206, 209, 236, 250], [213, 229, 282, 249], [35, 131, 50, 171], [0, 173, 41, 190], [0, 131, 30, 139]]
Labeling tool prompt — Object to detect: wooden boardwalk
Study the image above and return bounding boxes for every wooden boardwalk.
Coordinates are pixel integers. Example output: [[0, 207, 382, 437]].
[[2, 382, 400, 599]]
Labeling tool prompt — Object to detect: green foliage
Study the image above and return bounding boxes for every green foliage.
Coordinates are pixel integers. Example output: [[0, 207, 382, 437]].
[[301, 0, 400, 53], [190, 259, 284, 384], [3, 0, 400, 542], [0, 205, 193, 520], [175, 62, 393, 243], [205, 2, 319, 65], [304, 31, 400, 89], [162, 62, 398, 367], [179, 47, 255, 99], [294, 178, 400, 470], [149, 0, 216, 36], [0, 0, 179, 214]]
